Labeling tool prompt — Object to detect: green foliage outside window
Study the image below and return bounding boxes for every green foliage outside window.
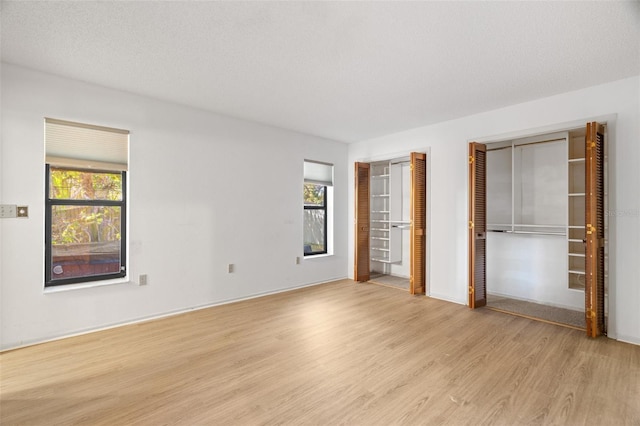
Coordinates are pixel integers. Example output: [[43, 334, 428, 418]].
[[50, 169, 122, 245], [50, 169, 122, 200], [303, 183, 325, 206]]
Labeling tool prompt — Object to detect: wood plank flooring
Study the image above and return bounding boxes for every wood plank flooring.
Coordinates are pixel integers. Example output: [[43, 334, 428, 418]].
[[1, 279, 639, 425]]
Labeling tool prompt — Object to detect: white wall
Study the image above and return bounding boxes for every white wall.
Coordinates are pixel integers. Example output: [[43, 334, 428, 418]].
[[0, 64, 348, 350], [487, 233, 583, 310], [348, 75, 640, 345]]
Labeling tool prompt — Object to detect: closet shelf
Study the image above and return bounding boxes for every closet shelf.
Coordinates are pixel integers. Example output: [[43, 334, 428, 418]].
[[569, 193, 586, 197], [568, 158, 586, 163], [487, 223, 565, 228], [372, 210, 390, 213], [370, 228, 389, 232], [371, 247, 389, 252], [568, 238, 584, 243], [371, 174, 390, 178], [371, 258, 393, 264], [487, 223, 566, 236], [569, 269, 586, 275], [371, 194, 390, 198], [371, 237, 389, 241], [569, 253, 586, 258]]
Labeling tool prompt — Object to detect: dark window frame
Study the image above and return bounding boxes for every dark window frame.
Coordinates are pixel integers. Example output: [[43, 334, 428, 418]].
[[303, 184, 328, 256], [45, 164, 127, 287]]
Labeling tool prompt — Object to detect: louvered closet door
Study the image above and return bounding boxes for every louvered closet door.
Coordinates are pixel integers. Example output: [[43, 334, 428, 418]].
[[410, 152, 427, 295], [354, 162, 370, 282], [585, 122, 606, 337], [468, 143, 487, 308]]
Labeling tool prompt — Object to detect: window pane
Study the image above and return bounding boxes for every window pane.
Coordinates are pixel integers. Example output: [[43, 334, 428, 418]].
[[50, 205, 122, 280], [50, 168, 122, 201], [303, 209, 326, 253], [303, 184, 325, 207]]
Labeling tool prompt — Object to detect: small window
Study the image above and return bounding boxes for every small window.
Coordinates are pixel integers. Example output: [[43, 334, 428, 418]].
[[44, 119, 129, 286], [304, 183, 327, 255], [303, 160, 333, 256]]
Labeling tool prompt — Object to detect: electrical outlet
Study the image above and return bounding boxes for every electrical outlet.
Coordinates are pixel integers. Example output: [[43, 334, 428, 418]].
[[0, 205, 17, 218], [227, 264, 234, 273], [139, 274, 148, 286], [296, 256, 301, 265], [17, 206, 29, 218]]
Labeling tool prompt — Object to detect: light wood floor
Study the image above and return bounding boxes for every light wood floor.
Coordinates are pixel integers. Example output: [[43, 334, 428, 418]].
[[1, 279, 639, 425]]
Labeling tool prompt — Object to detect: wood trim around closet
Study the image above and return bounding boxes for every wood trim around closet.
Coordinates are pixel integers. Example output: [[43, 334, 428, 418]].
[[410, 152, 426, 295], [354, 162, 370, 282], [468, 142, 487, 308], [585, 122, 606, 337]]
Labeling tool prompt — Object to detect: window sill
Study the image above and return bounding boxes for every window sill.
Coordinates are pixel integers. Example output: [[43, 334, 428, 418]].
[[303, 253, 333, 259], [44, 277, 130, 294]]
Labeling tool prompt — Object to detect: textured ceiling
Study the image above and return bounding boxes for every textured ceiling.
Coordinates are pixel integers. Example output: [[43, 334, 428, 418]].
[[2, 1, 639, 143]]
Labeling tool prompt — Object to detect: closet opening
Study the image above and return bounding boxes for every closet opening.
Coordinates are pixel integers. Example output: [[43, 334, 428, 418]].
[[354, 152, 427, 295], [469, 122, 608, 337]]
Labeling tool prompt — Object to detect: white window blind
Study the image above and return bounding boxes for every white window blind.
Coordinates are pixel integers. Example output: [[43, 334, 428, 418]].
[[304, 160, 333, 186], [45, 118, 129, 171]]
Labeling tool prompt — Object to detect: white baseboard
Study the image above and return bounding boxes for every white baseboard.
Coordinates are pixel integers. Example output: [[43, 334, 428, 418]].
[[428, 292, 466, 306], [614, 334, 640, 347]]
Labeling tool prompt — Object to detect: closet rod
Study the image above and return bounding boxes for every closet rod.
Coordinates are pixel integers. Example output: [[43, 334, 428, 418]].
[[486, 137, 567, 151], [486, 145, 512, 152], [488, 230, 566, 236], [514, 137, 566, 148], [391, 224, 410, 229]]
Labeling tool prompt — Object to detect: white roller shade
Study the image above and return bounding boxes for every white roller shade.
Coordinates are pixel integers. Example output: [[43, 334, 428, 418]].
[[304, 160, 333, 186], [45, 118, 129, 171]]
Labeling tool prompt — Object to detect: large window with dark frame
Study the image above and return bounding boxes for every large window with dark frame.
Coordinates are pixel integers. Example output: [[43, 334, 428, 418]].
[[303, 160, 333, 256], [44, 118, 129, 287], [303, 183, 327, 255]]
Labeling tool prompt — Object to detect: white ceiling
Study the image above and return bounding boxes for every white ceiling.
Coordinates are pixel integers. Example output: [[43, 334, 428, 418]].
[[2, 1, 639, 143]]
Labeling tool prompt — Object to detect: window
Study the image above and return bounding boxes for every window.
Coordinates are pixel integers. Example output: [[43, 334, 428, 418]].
[[45, 118, 129, 286], [303, 160, 333, 256], [304, 183, 327, 255]]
